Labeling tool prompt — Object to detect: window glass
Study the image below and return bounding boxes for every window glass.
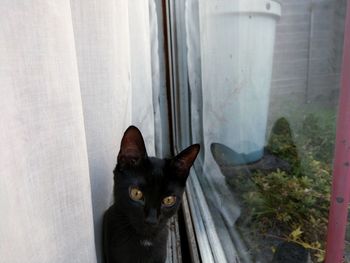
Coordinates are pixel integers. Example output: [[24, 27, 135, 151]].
[[183, 0, 347, 262]]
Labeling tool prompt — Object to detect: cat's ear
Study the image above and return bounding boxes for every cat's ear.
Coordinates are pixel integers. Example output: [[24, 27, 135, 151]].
[[171, 144, 200, 180], [117, 126, 147, 168]]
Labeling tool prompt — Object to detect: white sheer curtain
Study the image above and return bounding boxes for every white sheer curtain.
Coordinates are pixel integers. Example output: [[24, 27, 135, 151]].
[[0, 1, 157, 263]]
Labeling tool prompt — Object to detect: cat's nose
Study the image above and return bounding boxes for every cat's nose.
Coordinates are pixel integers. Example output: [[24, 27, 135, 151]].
[[144, 208, 158, 225]]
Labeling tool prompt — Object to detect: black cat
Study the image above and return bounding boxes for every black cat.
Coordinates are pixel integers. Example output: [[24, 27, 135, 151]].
[[103, 126, 200, 263]]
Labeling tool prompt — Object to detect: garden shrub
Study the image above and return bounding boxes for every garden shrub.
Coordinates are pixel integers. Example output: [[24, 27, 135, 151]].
[[233, 111, 336, 262]]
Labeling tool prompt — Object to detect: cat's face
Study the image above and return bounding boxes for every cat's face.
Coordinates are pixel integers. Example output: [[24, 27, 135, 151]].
[[113, 126, 199, 236]]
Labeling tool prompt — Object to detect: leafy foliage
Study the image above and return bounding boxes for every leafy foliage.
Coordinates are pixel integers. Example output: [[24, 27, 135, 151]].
[[229, 112, 336, 262]]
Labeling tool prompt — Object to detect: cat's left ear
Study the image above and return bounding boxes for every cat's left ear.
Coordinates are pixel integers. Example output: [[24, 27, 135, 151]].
[[117, 126, 148, 169], [171, 144, 200, 180]]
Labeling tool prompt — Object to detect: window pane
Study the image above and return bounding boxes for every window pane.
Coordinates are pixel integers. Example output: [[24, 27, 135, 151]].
[[183, 0, 347, 262]]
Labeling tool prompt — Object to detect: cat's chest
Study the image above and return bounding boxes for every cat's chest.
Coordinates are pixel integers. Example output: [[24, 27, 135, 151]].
[[104, 207, 168, 263], [114, 228, 168, 250], [139, 238, 155, 247], [109, 235, 168, 263]]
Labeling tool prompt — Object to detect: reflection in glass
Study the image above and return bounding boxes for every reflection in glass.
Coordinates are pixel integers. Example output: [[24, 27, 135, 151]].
[[181, 0, 347, 262]]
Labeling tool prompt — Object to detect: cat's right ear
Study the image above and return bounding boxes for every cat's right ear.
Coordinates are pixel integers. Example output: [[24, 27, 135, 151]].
[[117, 126, 147, 169], [171, 144, 200, 180]]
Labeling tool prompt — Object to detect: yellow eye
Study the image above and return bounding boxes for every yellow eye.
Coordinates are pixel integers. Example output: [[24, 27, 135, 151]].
[[162, 196, 176, 207], [129, 187, 144, 201]]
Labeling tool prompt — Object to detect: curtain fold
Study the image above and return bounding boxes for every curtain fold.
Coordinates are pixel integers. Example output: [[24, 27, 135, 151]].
[[70, 1, 133, 261], [0, 1, 157, 262], [0, 1, 97, 262], [128, 0, 156, 156]]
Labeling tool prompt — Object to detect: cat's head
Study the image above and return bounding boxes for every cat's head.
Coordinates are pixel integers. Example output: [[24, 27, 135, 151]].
[[113, 126, 200, 236]]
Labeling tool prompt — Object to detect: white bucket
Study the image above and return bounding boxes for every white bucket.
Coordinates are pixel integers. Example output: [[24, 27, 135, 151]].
[[199, 0, 281, 164]]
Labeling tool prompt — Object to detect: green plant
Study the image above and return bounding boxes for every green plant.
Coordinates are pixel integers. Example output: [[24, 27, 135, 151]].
[[235, 113, 336, 262], [243, 168, 330, 261], [297, 113, 336, 163]]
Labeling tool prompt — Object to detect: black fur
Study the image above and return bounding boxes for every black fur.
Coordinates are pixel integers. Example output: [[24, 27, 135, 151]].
[[103, 126, 199, 263]]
